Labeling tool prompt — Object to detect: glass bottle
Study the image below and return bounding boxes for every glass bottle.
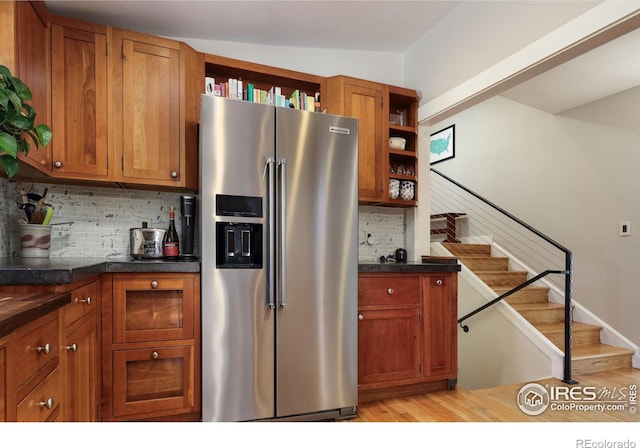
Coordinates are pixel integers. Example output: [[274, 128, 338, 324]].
[[163, 206, 180, 260]]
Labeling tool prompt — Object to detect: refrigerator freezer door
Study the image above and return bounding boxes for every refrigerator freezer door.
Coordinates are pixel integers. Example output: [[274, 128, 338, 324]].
[[200, 96, 276, 421], [275, 107, 359, 418]]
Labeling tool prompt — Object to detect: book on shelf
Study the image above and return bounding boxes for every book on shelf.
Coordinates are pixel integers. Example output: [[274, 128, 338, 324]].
[[205, 77, 319, 110]]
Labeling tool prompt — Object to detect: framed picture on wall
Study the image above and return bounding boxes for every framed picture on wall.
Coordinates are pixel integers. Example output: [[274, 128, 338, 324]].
[[429, 124, 455, 164]]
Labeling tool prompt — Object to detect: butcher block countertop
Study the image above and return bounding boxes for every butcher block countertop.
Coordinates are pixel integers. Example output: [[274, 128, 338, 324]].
[[0, 291, 71, 338]]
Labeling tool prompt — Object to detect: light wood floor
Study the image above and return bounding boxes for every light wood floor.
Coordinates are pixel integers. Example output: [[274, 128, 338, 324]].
[[352, 368, 640, 422]]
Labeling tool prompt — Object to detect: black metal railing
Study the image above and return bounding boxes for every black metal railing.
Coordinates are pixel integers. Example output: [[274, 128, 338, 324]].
[[431, 168, 576, 385]]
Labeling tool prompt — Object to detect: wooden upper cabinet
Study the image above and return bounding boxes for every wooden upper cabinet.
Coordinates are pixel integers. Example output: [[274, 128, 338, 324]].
[[15, 1, 52, 171], [325, 76, 385, 203], [51, 20, 108, 179], [110, 29, 201, 190]]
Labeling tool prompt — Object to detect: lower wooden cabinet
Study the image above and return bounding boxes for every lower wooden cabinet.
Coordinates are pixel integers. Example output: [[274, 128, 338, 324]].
[[357, 271, 458, 402], [102, 272, 201, 421], [12, 310, 63, 422], [0, 336, 9, 422], [58, 277, 101, 421]]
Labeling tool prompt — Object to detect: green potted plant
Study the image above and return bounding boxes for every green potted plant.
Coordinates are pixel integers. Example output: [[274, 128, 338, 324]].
[[0, 64, 52, 179]]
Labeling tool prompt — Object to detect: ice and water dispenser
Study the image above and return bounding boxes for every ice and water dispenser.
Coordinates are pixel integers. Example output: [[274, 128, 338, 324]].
[[215, 194, 263, 268]]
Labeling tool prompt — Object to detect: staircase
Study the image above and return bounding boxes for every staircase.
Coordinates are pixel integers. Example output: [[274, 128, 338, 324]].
[[443, 242, 634, 375]]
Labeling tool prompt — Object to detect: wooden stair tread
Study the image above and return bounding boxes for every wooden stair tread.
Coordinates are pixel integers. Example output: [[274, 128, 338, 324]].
[[536, 322, 602, 334], [510, 302, 564, 311], [493, 286, 548, 293], [442, 243, 491, 256], [571, 344, 635, 359]]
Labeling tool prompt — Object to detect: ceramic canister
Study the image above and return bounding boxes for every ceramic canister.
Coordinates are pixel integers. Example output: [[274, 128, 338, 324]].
[[389, 179, 400, 199], [400, 181, 414, 200]]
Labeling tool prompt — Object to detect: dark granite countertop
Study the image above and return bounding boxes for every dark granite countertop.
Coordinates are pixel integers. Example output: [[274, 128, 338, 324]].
[[0, 256, 200, 286], [0, 291, 71, 338], [359, 256, 460, 273]]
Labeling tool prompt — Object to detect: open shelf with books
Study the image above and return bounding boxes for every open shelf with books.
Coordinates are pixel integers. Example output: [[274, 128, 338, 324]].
[[204, 53, 326, 111]]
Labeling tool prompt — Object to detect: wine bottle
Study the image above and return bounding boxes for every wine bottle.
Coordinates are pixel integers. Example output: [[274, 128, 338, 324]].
[[163, 206, 180, 260]]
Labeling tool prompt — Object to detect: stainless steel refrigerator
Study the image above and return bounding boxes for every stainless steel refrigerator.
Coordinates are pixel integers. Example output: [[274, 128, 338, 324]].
[[199, 94, 358, 421]]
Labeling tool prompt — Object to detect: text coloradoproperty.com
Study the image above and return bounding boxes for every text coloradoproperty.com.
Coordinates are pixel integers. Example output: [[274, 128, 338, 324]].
[[552, 403, 628, 412]]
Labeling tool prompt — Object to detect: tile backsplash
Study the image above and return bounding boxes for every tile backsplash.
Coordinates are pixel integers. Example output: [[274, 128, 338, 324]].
[[1, 179, 405, 259], [1, 179, 186, 258], [358, 205, 406, 262]]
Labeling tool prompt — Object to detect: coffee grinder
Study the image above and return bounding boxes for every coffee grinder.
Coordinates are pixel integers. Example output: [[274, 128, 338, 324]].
[[180, 195, 196, 258]]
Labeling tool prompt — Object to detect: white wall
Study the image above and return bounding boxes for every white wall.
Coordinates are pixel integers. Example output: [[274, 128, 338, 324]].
[[455, 269, 554, 390], [427, 87, 640, 347]]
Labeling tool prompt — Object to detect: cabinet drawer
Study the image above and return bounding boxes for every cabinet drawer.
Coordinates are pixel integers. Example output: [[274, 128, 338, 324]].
[[358, 276, 420, 307], [15, 313, 59, 389], [17, 367, 62, 422], [63, 281, 98, 328], [112, 345, 195, 418], [112, 275, 194, 343]]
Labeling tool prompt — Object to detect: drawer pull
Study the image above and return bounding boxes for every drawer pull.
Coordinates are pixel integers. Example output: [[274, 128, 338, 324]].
[[358, 314, 363, 321], [152, 351, 159, 359], [66, 343, 78, 352], [436, 279, 443, 286], [38, 398, 54, 409], [150, 280, 158, 289], [387, 288, 394, 295], [76, 296, 92, 305], [36, 343, 51, 355], [171, 171, 178, 179]]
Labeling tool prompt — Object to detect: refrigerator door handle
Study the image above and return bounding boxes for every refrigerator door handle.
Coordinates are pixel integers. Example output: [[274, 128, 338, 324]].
[[278, 158, 287, 309], [266, 157, 276, 309]]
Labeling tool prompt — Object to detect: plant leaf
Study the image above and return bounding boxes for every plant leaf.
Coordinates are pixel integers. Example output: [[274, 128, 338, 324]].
[[4, 88, 22, 112], [0, 131, 17, 157], [9, 76, 32, 101], [0, 89, 8, 110], [34, 124, 52, 147], [0, 154, 19, 178]]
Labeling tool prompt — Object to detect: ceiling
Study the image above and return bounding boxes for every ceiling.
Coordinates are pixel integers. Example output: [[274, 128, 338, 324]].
[[44, 0, 640, 115]]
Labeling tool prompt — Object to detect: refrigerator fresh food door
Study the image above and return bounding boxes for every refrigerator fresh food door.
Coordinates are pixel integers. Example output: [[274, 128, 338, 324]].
[[200, 95, 276, 422], [275, 107, 359, 418]]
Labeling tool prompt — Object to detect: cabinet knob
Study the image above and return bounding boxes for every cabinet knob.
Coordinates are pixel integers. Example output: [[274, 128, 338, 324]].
[[38, 398, 54, 409], [387, 288, 394, 295], [152, 351, 159, 359], [150, 280, 158, 289], [358, 314, 363, 321], [436, 279, 443, 286], [36, 343, 51, 355], [170, 171, 178, 179], [54, 161, 62, 168], [76, 296, 92, 305], [66, 343, 78, 352]]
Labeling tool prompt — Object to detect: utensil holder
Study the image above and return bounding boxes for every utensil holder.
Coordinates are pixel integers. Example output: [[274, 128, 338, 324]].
[[19, 224, 52, 258]]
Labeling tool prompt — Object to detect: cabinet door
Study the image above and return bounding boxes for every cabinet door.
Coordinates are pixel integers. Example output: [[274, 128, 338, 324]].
[[0, 345, 5, 422], [51, 24, 108, 179], [115, 33, 181, 185], [423, 275, 457, 379], [343, 82, 385, 202], [63, 314, 97, 422], [112, 345, 194, 418], [358, 308, 421, 385], [17, 367, 62, 422], [16, 1, 52, 170], [112, 275, 194, 343]]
